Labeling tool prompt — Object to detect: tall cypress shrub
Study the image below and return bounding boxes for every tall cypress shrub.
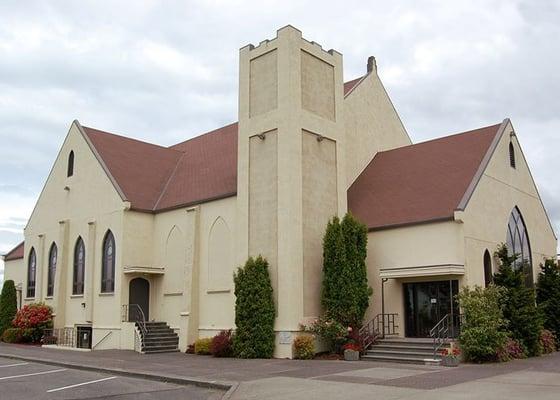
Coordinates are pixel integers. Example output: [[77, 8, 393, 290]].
[[321, 214, 372, 328], [233, 256, 275, 358], [0, 280, 18, 337], [536, 259, 560, 337], [341, 213, 371, 327], [493, 244, 543, 356]]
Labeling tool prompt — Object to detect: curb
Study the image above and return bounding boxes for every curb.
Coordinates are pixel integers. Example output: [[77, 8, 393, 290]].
[[0, 352, 235, 396]]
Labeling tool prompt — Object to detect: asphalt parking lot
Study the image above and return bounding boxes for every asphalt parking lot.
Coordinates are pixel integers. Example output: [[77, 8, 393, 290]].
[[0, 356, 224, 400]]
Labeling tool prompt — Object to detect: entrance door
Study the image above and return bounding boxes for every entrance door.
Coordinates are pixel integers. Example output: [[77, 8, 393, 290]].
[[129, 278, 150, 321], [404, 280, 459, 337]]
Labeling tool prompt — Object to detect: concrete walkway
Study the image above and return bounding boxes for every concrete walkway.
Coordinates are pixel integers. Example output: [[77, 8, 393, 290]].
[[1, 343, 559, 399]]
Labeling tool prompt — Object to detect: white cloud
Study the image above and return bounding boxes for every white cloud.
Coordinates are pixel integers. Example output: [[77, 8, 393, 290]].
[[0, 0, 558, 255]]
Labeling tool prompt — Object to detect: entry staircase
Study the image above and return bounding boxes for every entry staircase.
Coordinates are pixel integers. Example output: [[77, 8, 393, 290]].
[[122, 304, 180, 354], [136, 321, 180, 354], [359, 313, 460, 365]]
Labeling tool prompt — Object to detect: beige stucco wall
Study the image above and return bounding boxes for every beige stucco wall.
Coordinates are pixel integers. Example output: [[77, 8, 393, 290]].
[[366, 221, 465, 336], [460, 120, 557, 287], [23, 121, 127, 349], [2, 258, 25, 308], [344, 71, 411, 187]]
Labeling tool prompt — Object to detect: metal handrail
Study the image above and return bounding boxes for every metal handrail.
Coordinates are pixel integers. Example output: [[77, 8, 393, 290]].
[[359, 313, 399, 351], [121, 304, 147, 336], [92, 331, 113, 350], [430, 313, 463, 357]]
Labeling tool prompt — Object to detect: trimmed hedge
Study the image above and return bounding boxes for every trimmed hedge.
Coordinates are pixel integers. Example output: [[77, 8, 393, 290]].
[[233, 256, 275, 358], [293, 335, 315, 360], [194, 337, 212, 355]]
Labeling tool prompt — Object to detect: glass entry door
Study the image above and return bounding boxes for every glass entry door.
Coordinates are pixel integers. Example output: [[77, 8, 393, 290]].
[[404, 280, 459, 338]]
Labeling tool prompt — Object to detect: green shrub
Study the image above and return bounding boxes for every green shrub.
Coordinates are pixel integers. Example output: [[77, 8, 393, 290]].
[[211, 330, 234, 357], [194, 337, 212, 355], [494, 244, 543, 357], [303, 316, 347, 352], [458, 285, 508, 362], [12, 303, 53, 343], [293, 335, 315, 359], [321, 214, 372, 329], [2, 327, 22, 343], [0, 280, 18, 338], [536, 259, 560, 337], [233, 256, 275, 358], [497, 337, 526, 362]]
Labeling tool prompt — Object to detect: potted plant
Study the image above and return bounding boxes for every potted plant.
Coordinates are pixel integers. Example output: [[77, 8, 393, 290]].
[[440, 345, 461, 367], [342, 342, 361, 361]]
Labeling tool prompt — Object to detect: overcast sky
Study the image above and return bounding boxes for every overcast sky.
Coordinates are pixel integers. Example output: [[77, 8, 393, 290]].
[[1, 0, 559, 281]]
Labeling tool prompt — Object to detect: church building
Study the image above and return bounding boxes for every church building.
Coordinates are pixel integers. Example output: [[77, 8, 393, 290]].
[[2, 26, 557, 358]]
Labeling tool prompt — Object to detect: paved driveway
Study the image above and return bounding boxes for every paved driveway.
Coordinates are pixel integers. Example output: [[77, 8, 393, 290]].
[[0, 356, 223, 400]]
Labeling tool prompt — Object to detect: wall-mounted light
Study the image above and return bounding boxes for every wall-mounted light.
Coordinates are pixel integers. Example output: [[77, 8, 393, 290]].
[[257, 133, 266, 140], [64, 186, 70, 191], [316, 135, 324, 142]]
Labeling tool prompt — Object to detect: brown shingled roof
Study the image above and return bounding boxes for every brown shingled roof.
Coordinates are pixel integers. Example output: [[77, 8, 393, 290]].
[[3, 241, 24, 261], [347, 122, 504, 230]]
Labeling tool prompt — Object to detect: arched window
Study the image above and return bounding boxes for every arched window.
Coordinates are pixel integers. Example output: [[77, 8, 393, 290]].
[[483, 250, 493, 287], [47, 243, 57, 297], [509, 142, 516, 168], [73, 237, 86, 295], [67, 151, 74, 177], [101, 230, 115, 293], [27, 248, 37, 298], [506, 207, 533, 285]]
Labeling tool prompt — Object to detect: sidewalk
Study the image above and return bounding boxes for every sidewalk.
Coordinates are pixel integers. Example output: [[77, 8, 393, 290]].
[[1, 343, 559, 400]]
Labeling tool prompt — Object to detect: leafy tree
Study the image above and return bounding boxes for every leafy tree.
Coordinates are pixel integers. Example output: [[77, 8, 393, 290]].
[[493, 244, 543, 356], [458, 285, 508, 362], [536, 258, 560, 337], [321, 214, 372, 328], [0, 280, 18, 337], [233, 256, 275, 358]]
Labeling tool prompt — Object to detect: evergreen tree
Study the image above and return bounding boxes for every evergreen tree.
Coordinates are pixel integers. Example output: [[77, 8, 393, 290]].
[[494, 244, 543, 356], [233, 256, 275, 358], [0, 280, 18, 337], [341, 213, 372, 327], [321, 214, 372, 328], [321, 216, 348, 324], [536, 258, 560, 337]]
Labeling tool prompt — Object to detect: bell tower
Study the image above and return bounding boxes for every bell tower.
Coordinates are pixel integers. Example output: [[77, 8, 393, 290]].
[[236, 26, 347, 357]]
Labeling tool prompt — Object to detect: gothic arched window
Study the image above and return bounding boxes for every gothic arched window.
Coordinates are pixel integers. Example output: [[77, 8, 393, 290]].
[[47, 243, 57, 297], [73, 237, 86, 295], [506, 207, 533, 285], [483, 249, 493, 287], [509, 142, 516, 169], [101, 230, 115, 293], [27, 248, 37, 298], [68, 151, 75, 177]]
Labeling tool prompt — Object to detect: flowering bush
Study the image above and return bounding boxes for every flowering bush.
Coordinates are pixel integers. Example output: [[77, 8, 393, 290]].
[[497, 338, 526, 362], [302, 317, 347, 353], [186, 343, 195, 354], [2, 328, 23, 343], [440, 346, 461, 360], [342, 342, 361, 352], [293, 335, 315, 359], [539, 329, 557, 354], [12, 303, 53, 343], [211, 330, 234, 357]]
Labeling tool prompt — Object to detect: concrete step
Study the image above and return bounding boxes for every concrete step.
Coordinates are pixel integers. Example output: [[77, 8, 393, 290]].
[[143, 338, 179, 345], [142, 345, 179, 352], [362, 354, 441, 365], [367, 349, 438, 357], [143, 348, 181, 354], [372, 344, 440, 352]]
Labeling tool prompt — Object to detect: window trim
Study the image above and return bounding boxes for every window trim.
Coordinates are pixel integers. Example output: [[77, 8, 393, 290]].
[[506, 206, 533, 285], [73, 237, 86, 295], [101, 230, 116, 293]]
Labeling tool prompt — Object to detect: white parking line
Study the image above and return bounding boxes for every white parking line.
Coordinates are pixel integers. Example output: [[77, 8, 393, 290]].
[[47, 376, 117, 393], [0, 368, 67, 380], [0, 362, 29, 368]]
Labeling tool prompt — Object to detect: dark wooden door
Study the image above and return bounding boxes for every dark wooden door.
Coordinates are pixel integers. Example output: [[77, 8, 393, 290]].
[[129, 278, 150, 321]]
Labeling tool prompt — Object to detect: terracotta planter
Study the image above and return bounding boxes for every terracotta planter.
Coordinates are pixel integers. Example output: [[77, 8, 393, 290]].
[[344, 349, 360, 361]]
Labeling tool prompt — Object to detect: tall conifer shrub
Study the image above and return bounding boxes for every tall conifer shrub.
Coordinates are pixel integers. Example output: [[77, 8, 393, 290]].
[[0, 280, 18, 337], [536, 259, 560, 337], [233, 256, 275, 358], [493, 244, 543, 356]]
